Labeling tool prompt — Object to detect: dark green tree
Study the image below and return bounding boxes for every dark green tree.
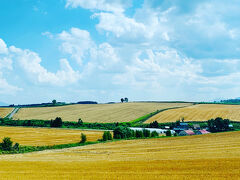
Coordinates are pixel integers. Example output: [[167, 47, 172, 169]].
[[52, 99, 57, 105], [1, 137, 13, 151], [135, 130, 144, 138], [113, 126, 133, 139], [50, 117, 63, 127], [166, 130, 172, 136], [143, 129, 150, 137], [151, 131, 159, 137], [149, 121, 159, 128], [80, 133, 87, 143]]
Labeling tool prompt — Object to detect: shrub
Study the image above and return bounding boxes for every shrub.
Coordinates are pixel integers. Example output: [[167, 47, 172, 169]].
[[102, 131, 113, 141], [166, 130, 172, 136], [151, 131, 159, 137], [80, 133, 87, 143], [1, 137, 13, 151]]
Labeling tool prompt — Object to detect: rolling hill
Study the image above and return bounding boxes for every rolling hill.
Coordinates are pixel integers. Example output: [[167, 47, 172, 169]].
[[145, 104, 240, 123], [0, 131, 239, 179], [12, 102, 192, 123]]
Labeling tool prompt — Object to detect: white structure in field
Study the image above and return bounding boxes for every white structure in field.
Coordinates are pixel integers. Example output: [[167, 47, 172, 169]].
[[130, 127, 175, 135]]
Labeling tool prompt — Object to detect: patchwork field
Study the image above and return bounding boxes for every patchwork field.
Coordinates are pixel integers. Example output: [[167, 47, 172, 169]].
[[0, 126, 103, 146], [146, 104, 240, 123], [13, 102, 191, 123], [0, 131, 239, 179], [0, 108, 13, 118]]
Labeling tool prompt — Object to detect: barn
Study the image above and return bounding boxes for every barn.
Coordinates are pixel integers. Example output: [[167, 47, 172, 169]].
[[178, 130, 195, 136], [195, 130, 210, 135]]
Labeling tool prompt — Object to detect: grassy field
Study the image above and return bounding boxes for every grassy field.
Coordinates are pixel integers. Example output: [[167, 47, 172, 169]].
[[13, 102, 191, 123], [145, 104, 240, 123], [0, 131, 239, 179], [0, 126, 104, 146], [0, 108, 13, 118]]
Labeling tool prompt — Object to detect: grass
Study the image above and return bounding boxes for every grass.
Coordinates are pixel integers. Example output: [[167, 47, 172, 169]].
[[0, 108, 13, 118], [12, 102, 192, 123], [0, 126, 104, 146], [0, 131, 239, 179], [146, 103, 240, 123]]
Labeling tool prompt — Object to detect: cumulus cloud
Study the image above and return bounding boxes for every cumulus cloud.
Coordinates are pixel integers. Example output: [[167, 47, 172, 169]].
[[9, 46, 81, 86], [58, 28, 94, 66], [65, 0, 130, 13], [0, 39, 8, 54]]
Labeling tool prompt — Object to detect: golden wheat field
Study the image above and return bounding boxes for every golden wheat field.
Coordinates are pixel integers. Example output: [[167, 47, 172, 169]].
[[13, 102, 191, 123], [0, 131, 239, 179], [145, 104, 240, 123], [0, 126, 103, 146], [0, 108, 13, 118]]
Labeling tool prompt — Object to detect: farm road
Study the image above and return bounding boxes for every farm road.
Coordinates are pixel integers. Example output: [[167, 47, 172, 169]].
[[7, 107, 20, 118]]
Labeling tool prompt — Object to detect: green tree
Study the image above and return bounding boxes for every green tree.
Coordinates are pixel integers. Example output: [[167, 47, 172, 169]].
[[151, 131, 159, 137], [113, 126, 132, 139], [78, 118, 83, 125], [166, 130, 172, 136], [149, 121, 159, 128], [50, 117, 63, 127], [143, 129, 150, 137], [80, 133, 87, 143], [1, 137, 13, 151], [135, 130, 144, 138], [52, 99, 57, 105]]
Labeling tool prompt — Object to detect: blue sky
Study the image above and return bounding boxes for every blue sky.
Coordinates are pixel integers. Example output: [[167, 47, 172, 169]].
[[1, 0, 240, 104]]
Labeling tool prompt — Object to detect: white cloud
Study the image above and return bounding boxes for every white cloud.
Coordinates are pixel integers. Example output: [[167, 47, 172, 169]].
[[58, 28, 94, 65], [65, 0, 128, 13], [0, 39, 8, 54], [9, 46, 81, 86]]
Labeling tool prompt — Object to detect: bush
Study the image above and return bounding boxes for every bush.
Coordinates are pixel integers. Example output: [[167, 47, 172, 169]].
[[151, 131, 159, 137], [1, 137, 13, 151], [78, 118, 83, 125], [80, 133, 87, 143], [143, 129, 151, 137], [166, 130, 172, 136]]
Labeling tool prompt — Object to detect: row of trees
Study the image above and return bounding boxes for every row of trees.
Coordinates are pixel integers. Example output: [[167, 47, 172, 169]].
[[113, 126, 158, 139]]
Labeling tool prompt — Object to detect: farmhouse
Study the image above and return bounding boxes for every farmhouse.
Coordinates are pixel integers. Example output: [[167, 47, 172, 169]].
[[195, 130, 210, 135], [178, 130, 195, 136]]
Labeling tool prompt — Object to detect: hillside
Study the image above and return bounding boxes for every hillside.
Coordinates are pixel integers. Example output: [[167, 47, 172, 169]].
[[12, 102, 192, 123], [0, 131, 239, 179], [0, 126, 103, 146], [145, 104, 240, 123], [0, 108, 13, 118]]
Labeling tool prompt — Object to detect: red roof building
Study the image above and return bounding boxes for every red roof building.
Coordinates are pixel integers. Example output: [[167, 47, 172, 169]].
[[178, 130, 195, 136]]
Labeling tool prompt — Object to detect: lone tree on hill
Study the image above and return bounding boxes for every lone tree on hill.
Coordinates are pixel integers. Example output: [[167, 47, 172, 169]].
[[52, 99, 57, 105]]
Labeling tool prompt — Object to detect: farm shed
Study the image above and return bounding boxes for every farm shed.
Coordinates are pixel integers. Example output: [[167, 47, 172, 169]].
[[178, 130, 195, 136], [195, 130, 210, 135]]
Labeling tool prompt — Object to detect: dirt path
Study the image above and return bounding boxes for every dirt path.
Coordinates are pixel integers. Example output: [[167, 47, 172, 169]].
[[7, 107, 20, 118]]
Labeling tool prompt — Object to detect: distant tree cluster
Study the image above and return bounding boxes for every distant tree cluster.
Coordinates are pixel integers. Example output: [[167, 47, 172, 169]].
[[207, 117, 230, 132], [121, 97, 128, 103], [50, 117, 63, 127], [113, 126, 158, 139]]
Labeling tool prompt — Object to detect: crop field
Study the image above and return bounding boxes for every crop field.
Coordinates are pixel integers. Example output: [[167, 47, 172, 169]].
[[0, 131, 239, 179], [145, 104, 240, 123], [0, 108, 13, 118], [13, 102, 192, 123], [0, 126, 103, 146]]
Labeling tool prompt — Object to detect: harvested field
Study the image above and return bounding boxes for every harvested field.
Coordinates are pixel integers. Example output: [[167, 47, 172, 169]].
[[0, 131, 239, 179], [13, 102, 191, 123], [145, 104, 240, 123], [0, 126, 103, 146], [0, 108, 13, 118]]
